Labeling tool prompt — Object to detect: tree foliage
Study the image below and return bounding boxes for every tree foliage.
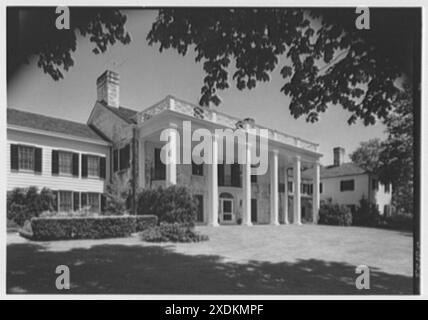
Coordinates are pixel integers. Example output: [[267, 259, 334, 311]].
[[379, 85, 414, 214], [8, 7, 131, 80], [350, 139, 382, 173], [10, 8, 418, 125], [350, 85, 414, 214], [147, 8, 417, 124]]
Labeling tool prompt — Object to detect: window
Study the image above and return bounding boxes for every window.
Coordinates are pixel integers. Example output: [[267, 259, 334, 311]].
[[194, 195, 204, 222], [58, 151, 73, 175], [87, 193, 100, 212], [192, 160, 203, 176], [154, 148, 165, 180], [302, 183, 312, 195], [340, 179, 355, 192], [278, 183, 285, 193], [288, 181, 293, 193], [320, 183, 323, 194], [113, 144, 131, 172], [372, 179, 378, 190], [383, 204, 391, 216], [251, 164, 257, 183], [11, 144, 42, 173], [18, 145, 35, 170], [113, 149, 118, 172], [384, 183, 390, 193], [231, 163, 241, 187], [59, 191, 73, 212], [87, 155, 100, 177], [119, 144, 130, 170], [302, 183, 312, 194]]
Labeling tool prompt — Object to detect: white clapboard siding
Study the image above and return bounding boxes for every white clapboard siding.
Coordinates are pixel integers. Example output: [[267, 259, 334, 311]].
[[7, 128, 110, 193]]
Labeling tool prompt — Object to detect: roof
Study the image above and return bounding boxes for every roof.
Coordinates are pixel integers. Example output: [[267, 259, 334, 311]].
[[102, 104, 138, 124], [304, 162, 367, 179], [7, 108, 107, 142]]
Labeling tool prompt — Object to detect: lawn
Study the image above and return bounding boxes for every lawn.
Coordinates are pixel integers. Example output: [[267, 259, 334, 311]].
[[7, 224, 413, 294]]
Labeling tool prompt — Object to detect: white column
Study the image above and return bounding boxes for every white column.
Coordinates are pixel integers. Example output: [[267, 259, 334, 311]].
[[208, 134, 219, 226], [282, 167, 289, 224], [293, 155, 302, 225], [138, 138, 146, 189], [270, 150, 279, 225], [165, 128, 177, 186], [312, 161, 320, 224], [242, 142, 252, 226]]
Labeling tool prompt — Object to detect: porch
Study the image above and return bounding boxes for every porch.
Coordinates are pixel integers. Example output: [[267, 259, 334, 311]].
[[134, 96, 322, 226]]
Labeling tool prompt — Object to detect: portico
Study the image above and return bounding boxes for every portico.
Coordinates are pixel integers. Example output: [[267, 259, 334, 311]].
[[133, 96, 322, 226]]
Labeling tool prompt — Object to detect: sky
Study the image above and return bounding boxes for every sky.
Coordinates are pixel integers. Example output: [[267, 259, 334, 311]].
[[7, 9, 387, 166]]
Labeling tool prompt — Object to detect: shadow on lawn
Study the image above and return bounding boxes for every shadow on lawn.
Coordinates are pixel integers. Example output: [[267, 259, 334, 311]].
[[7, 242, 413, 295]]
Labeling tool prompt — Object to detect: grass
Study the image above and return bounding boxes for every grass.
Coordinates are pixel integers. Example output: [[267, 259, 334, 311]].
[[7, 224, 413, 294]]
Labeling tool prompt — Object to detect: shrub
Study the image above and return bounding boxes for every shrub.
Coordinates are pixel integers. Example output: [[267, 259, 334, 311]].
[[7, 219, 20, 232], [381, 214, 413, 231], [137, 186, 198, 226], [26, 215, 157, 241], [352, 197, 382, 227], [318, 201, 352, 226], [140, 222, 209, 243], [7, 187, 57, 226]]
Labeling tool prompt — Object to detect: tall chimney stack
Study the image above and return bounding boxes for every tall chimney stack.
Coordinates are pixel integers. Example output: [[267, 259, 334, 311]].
[[333, 147, 345, 166], [97, 70, 119, 108]]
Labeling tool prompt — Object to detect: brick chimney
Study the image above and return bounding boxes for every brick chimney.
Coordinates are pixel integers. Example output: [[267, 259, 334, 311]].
[[97, 70, 119, 108], [333, 147, 345, 166]]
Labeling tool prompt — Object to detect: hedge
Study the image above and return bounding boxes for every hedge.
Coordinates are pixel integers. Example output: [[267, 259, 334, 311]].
[[21, 215, 157, 241], [318, 201, 353, 226], [140, 222, 209, 243]]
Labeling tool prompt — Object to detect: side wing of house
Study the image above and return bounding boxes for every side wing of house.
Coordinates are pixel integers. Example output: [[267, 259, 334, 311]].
[[320, 174, 370, 209], [7, 128, 110, 213]]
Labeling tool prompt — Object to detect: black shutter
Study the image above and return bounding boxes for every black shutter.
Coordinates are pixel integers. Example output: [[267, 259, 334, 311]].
[[113, 149, 118, 172], [81, 154, 88, 178], [73, 192, 80, 211], [99, 157, 106, 179], [51, 150, 59, 175], [125, 144, 130, 169], [10, 144, 19, 170], [218, 163, 224, 186], [34, 147, 42, 173], [81, 193, 87, 207], [101, 194, 106, 213], [72, 153, 79, 177], [52, 191, 58, 211]]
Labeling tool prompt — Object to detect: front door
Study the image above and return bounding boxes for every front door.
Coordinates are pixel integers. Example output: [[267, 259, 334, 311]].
[[220, 198, 234, 224]]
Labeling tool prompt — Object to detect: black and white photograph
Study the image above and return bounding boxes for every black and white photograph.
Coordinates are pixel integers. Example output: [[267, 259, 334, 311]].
[[2, 2, 423, 300]]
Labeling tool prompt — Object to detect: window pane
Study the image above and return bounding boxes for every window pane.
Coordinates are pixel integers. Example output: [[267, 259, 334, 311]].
[[223, 200, 232, 213], [18, 146, 34, 170], [59, 152, 73, 174], [192, 161, 203, 176], [88, 193, 100, 212], [59, 191, 72, 212], [340, 180, 355, 191], [87, 155, 99, 177]]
